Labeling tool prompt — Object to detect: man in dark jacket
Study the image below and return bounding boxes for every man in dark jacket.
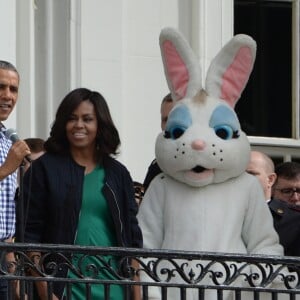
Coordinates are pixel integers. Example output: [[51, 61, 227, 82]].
[[270, 161, 300, 257], [272, 161, 300, 207], [247, 152, 300, 257], [268, 197, 300, 257]]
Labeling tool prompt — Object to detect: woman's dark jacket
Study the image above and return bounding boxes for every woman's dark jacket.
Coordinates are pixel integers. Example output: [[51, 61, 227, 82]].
[[22, 152, 143, 297]]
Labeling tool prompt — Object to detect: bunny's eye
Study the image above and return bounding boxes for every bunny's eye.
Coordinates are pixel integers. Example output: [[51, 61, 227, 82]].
[[214, 125, 239, 140], [164, 104, 192, 140], [209, 105, 241, 140], [164, 126, 185, 140]]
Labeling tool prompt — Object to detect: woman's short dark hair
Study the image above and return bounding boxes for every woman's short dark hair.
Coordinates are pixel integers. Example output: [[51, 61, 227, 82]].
[[44, 88, 120, 162]]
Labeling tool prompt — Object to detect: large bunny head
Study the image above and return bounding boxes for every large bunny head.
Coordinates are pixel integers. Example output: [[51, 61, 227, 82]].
[[156, 28, 256, 187]]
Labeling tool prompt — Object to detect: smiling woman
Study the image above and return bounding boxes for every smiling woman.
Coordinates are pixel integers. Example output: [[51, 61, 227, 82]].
[[22, 87, 143, 299], [65, 100, 98, 173]]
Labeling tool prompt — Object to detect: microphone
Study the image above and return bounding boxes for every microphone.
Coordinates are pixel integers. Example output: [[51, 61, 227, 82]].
[[5, 128, 32, 163]]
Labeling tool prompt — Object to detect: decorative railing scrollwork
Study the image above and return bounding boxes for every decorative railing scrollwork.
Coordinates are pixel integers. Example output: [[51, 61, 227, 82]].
[[0, 243, 300, 297]]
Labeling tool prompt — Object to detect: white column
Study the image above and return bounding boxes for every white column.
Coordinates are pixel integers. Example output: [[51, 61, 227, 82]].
[[70, 0, 82, 90], [191, 0, 234, 77], [16, 1, 36, 138]]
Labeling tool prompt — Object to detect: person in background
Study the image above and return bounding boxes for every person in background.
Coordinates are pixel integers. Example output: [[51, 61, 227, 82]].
[[15, 138, 45, 221], [160, 93, 174, 131], [15, 137, 45, 196], [143, 93, 174, 192], [22, 138, 45, 172], [271, 161, 300, 257], [13, 138, 45, 300], [246, 150, 277, 202], [272, 161, 300, 206], [15, 137, 45, 244], [247, 152, 300, 257], [133, 181, 144, 206], [0, 60, 31, 299], [23, 87, 142, 299]]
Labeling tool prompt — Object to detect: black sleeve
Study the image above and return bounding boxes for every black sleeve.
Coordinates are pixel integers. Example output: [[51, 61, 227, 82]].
[[22, 160, 48, 243], [143, 159, 162, 193], [123, 169, 143, 248]]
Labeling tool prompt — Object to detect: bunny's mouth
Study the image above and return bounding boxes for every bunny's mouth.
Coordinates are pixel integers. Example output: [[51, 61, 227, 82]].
[[184, 166, 214, 183], [192, 165, 207, 173]]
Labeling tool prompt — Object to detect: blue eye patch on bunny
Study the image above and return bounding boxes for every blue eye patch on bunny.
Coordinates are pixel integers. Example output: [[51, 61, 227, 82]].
[[209, 105, 240, 140], [164, 104, 192, 140], [164, 104, 240, 141]]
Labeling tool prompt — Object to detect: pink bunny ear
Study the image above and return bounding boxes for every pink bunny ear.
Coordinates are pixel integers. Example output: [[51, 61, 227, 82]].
[[205, 34, 256, 108], [160, 28, 202, 102]]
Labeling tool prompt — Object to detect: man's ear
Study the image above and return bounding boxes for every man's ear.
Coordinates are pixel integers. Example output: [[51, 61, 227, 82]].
[[268, 173, 277, 188]]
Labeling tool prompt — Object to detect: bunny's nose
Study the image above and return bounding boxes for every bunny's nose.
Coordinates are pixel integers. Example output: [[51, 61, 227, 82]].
[[191, 139, 206, 150]]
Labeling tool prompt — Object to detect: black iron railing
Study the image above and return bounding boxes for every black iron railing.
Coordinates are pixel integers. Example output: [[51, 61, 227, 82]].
[[1, 243, 300, 299]]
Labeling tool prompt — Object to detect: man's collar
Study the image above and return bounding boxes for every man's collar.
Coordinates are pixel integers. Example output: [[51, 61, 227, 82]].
[[270, 197, 300, 212], [0, 123, 6, 135]]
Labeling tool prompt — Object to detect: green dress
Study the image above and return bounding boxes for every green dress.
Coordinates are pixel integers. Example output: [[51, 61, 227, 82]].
[[68, 166, 124, 299]]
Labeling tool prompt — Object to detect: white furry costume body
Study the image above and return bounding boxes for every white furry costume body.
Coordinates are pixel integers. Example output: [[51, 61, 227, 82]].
[[138, 173, 283, 300], [139, 172, 281, 255], [137, 28, 284, 299]]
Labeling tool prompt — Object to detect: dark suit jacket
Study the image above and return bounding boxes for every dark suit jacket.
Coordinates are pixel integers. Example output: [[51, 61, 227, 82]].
[[268, 198, 300, 257], [143, 159, 162, 192]]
